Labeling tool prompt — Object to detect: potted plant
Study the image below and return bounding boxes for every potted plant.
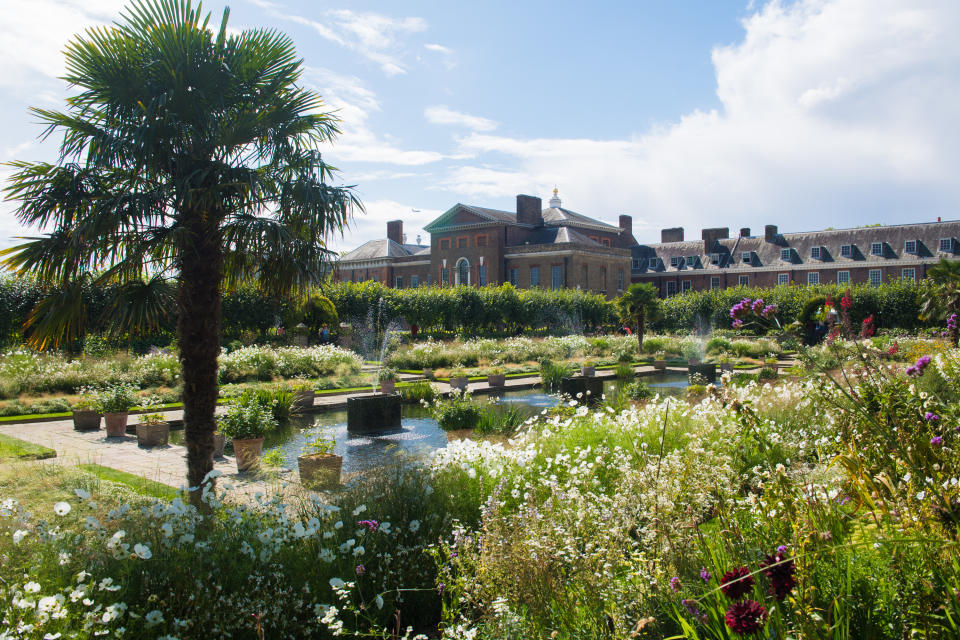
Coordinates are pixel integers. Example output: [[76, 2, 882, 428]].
[[653, 351, 667, 371], [297, 432, 342, 490], [291, 380, 315, 411], [448, 368, 469, 391], [218, 396, 277, 472], [378, 367, 398, 394], [580, 359, 596, 377], [96, 383, 138, 437], [72, 388, 101, 431], [136, 413, 169, 448], [422, 367, 434, 380], [486, 366, 506, 388]]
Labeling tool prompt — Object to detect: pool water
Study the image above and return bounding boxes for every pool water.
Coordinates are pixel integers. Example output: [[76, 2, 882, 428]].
[[172, 373, 694, 474]]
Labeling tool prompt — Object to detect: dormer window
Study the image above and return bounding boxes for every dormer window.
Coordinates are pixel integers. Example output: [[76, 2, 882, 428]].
[[685, 256, 696, 267], [648, 257, 660, 269], [940, 237, 956, 253], [870, 242, 884, 256], [741, 251, 752, 263], [710, 252, 720, 265], [904, 240, 917, 254], [670, 256, 682, 267], [780, 248, 791, 262], [810, 246, 822, 260], [840, 244, 852, 257]]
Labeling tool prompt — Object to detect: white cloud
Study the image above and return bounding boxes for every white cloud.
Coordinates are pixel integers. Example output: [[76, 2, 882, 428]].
[[425, 106, 498, 132], [303, 67, 445, 166], [424, 43, 456, 69], [441, 0, 960, 235], [328, 199, 441, 252], [271, 7, 426, 76]]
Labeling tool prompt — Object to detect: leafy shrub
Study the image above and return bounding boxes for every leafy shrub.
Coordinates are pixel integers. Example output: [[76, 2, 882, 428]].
[[430, 390, 483, 431], [614, 362, 635, 379], [218, 393, 277, 439], [624, 380, 652, 399], [399, 380, 437, 402], [538, 359, 573, 391]]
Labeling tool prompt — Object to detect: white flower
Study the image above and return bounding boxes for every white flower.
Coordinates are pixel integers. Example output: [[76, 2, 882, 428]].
[[134, 543, 152, 560], [58, 552, 71, 565], [145, 609, 164, 626], [334, 520, 343, 529], [352, 545, 365, 557], [24, 581, 41, 593], [375, 594, 384, 610], [161, 523, 174, 538], [44, 633, 62, 639], [319, 548, 336, 563], [352, 504, 367, 516], [12, 529, 28, 544], [54, 502, 71, 516], [408, 520, 420, 533], [98, 577, 121, 592], [329, 577, 346, 589]]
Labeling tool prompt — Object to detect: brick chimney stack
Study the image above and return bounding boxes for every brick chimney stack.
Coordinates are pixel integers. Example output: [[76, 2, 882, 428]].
[[619, 215, 633, 237], [702, 227, 729, 254], [739, 227, 751, 238], [661, 227, 684, 243], [387, 220, 403, 244], [764, 225, 778, 242], [516, 194, 543, 226]]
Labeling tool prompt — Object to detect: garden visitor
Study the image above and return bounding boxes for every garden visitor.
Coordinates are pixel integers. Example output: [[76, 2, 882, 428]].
[[320, 324, 330, 344]]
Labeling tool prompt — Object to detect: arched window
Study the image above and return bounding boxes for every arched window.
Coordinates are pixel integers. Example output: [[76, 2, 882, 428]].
[[456, 258, 470, 285]]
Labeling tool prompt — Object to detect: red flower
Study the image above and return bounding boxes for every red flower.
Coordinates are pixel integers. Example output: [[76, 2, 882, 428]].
[[720, 566, 755, 600], [761, 552, 797, 600], [725, 599, 767, 635]]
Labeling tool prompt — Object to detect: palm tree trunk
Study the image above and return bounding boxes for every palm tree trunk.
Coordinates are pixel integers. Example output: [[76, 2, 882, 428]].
[[178, 216, 223, 503]]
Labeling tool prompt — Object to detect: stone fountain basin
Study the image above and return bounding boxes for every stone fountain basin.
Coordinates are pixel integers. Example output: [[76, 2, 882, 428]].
[[347, 393, 402, 435]]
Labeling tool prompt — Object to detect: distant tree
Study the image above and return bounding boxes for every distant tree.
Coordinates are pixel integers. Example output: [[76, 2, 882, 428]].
[[617, 283, 661, 351], [1, 0, 360, 500]]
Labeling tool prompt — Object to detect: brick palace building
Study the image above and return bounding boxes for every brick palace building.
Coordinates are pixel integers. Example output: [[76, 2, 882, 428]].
[[334, 190, 960, 298]]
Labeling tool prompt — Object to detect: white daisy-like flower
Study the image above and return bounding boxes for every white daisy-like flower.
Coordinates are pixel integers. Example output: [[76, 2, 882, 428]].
[[145, 609, 164, 626], [133, 543, 152, 560], [329, 577, 345, 589], [53, 502, 71, 516], [12, 529, 28, 544], [408, 520, 420, 533], [24, 581, 41, 593]]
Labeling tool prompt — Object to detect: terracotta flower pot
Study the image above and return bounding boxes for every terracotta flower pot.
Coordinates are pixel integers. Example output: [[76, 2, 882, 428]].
[[580, 366, 595, 377], [298, 453, 342, 490], [233, 437, 265, 472], [213, 433, 226, 458], [653, 360, 667, 371], [104, 412, 129, 437], [136, 421, 169, 448], [293, 390, 315, 410], [379, 379, 396, 394], [422, 368, 433, 379], [449, 376, 468, 391], [487, 374, 505, 387], [72, 410, 101, 431]]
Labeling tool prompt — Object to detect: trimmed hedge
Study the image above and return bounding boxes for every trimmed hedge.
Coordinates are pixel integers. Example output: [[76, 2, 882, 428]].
[[0, 275, 933, 349]]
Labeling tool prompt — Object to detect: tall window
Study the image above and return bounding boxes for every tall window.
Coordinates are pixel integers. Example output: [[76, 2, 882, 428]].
[[441, 267, 449, 285], [478, 265, 487, 286], [738, 275, 749, 286], [666, 281, 677, 296], [777, 273, 789, 285], [411, 275, 419, 287], [581, 265, 588, 288], [617, 270, 624, 292], [868, 269, 882, 286], [456, 258, 469, 285], [837, 271, 850, 285], [457, 237, 468, 249], [530, 266, 540, 287], [395, 276, 403, 288], [600, 266, 607, 291], [710, 276, 721, 289], [551, 265, 562, 289], [439, 238, 450, 250], [681, 280, 691, 292], [901, 268, 916, 281], [509, 268, 519, 286], [807, 272, 819, 285]]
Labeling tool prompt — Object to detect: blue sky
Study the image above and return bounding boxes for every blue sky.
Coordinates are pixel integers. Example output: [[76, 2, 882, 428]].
[[1, 0, 959, 253]]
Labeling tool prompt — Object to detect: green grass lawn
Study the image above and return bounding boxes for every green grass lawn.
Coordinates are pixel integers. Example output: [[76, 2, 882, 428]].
[[0, 433, 56, 460], [77, 464, 179, 500]]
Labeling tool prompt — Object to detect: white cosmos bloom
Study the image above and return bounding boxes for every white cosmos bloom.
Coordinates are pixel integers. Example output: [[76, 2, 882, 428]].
[[134, 543, 152, 560], [409, 520, 420, 532], [329, 577, 346, 589], [54, 502, 71, 516], [145, 609, 164, 626], [24, 581, 41, 593], [12, 529, 28, 544]]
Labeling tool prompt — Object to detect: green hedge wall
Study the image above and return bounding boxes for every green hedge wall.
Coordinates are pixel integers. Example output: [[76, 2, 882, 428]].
[[652, 281, 925, 332], [0, 275, 932, 349]]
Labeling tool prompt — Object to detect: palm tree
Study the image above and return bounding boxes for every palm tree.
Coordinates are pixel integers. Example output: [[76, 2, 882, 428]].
[[1, 0, 360, 500], [617, 283, 660, 351], [919, 258, 960, 345]]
